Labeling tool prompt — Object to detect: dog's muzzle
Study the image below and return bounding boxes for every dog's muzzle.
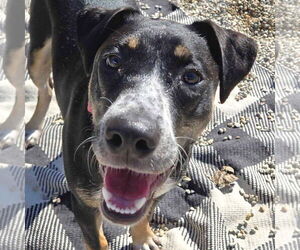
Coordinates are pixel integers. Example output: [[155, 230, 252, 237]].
[[96, 116, 175, 224], [100, 165, 173, 224]]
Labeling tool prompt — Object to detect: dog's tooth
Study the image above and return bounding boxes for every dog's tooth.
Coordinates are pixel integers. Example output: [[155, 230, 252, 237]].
[[106, 200, 120, 213], [124, 208, 131, 214], [107, 201, 116, 211], [106, 200, 115, 211], [102, 187, 112, 202], [134, 197, 147, 210], [106, 200, 112, 210], [105, 194, 146, 214], [113, 205, 120, 213], [129, 208, 137, 214]]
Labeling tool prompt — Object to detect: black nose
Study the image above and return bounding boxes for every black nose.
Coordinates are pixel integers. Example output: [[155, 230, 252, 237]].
[[105, 118, 159, 157]]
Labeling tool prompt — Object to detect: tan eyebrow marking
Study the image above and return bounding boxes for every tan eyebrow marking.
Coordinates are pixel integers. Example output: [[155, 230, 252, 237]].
[[174, 45, 191, 59], [127, 37, 139, 49]]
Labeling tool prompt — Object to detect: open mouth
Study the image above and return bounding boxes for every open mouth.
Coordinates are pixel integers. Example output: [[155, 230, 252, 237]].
[[100, 166, 171, 224]]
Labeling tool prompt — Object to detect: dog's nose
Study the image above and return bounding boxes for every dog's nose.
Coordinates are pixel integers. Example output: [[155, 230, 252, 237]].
[[104, 118, 159, 157]]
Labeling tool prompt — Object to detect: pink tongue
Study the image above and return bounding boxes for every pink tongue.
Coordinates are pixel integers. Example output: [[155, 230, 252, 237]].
[[104, 167, 158, 200], [87, 102, 92, 113]]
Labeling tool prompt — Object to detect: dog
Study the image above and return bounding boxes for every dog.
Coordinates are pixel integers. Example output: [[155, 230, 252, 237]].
[[0, 0, 25, 150], [28, 0, 257, 249]]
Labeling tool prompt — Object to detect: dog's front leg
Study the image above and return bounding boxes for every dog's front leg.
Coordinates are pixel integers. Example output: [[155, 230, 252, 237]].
[[71, 194, 108, 250], [130, 216, 162, 250]]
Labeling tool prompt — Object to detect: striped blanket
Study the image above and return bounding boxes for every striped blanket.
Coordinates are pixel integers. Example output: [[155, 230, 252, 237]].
[[0, 1, 299, 249]]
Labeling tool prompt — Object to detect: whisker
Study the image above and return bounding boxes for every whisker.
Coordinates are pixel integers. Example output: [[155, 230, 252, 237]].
[[178, 143, 197, 169], [87, 144, 99, 185], [73, 136, 97, 161], [176, 143, 189, 161], [99, 96, 113, 105], [177, 148, 184, 167], [170, 152, 183, 182], [87, 144, 93, 177], [150, 159, 155, 172]]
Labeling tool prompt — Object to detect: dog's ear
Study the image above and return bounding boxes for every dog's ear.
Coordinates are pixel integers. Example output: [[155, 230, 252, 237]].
[[189, 20, 257, 103], [77, 7, 140, 75]]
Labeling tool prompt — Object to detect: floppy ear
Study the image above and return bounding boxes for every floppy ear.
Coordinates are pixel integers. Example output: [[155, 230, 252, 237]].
[[77, 7, 140, 75], [189, 20, 258, 103]]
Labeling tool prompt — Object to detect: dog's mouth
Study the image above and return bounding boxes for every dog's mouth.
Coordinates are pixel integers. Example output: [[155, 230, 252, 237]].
[[100, 166, 171, 224]]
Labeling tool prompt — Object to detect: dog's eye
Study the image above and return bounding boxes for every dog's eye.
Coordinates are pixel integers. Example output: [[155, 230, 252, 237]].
[[106, 55, 121, 68], [182, 70, 202, 85]]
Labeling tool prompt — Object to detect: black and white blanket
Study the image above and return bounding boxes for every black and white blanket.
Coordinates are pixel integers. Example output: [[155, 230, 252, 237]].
[[0, 1, 300, 249]]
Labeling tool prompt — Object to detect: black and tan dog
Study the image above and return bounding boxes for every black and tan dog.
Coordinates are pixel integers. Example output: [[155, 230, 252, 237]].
[[0, 0, 25, 150], [28, 0, 257, 249]]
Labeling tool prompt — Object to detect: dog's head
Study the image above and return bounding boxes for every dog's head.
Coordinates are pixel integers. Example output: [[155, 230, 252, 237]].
[[77, 7, 257, 224]]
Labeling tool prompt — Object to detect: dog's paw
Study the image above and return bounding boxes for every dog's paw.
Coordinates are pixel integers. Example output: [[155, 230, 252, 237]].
[[132, 235, 162, 250], [25, 130, 42, 149], [0, 130, 19, 150]]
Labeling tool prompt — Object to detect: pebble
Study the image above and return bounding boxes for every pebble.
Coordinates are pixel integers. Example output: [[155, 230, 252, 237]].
[[218, 128, 227, 134], [251, 200, 257, 206], [185, 189, 195, 194], [155, 5, 162, 10], [237, 232, 245, 239], [249, 229, 256, 235], [182, 176, 192, 182], [53, 117, 64, 125], [258, 206, 265, 213], [227, 122, 234, 128], [227, 242, 236, 248], [269, 229, 276, 238], [245, 212, 254, 221], [51, 197, 61, 205], [151, 12, 162, 19], [233, 123, 241, 128], [241, 192, 259, 205], [228, 230, 236, 235], [268, 162, 276, 169], [256, 113, 263, 119], [140, 4, 150, 10], [223, 135, 233, 141], [197, 137, 214, 146], [159, 230, 165, 237], [223, 166, 235, 174]]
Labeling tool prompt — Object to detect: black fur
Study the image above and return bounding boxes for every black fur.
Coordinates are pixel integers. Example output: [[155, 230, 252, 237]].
[[28, 0, 257, 248], [190, 20, 258, 103]]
